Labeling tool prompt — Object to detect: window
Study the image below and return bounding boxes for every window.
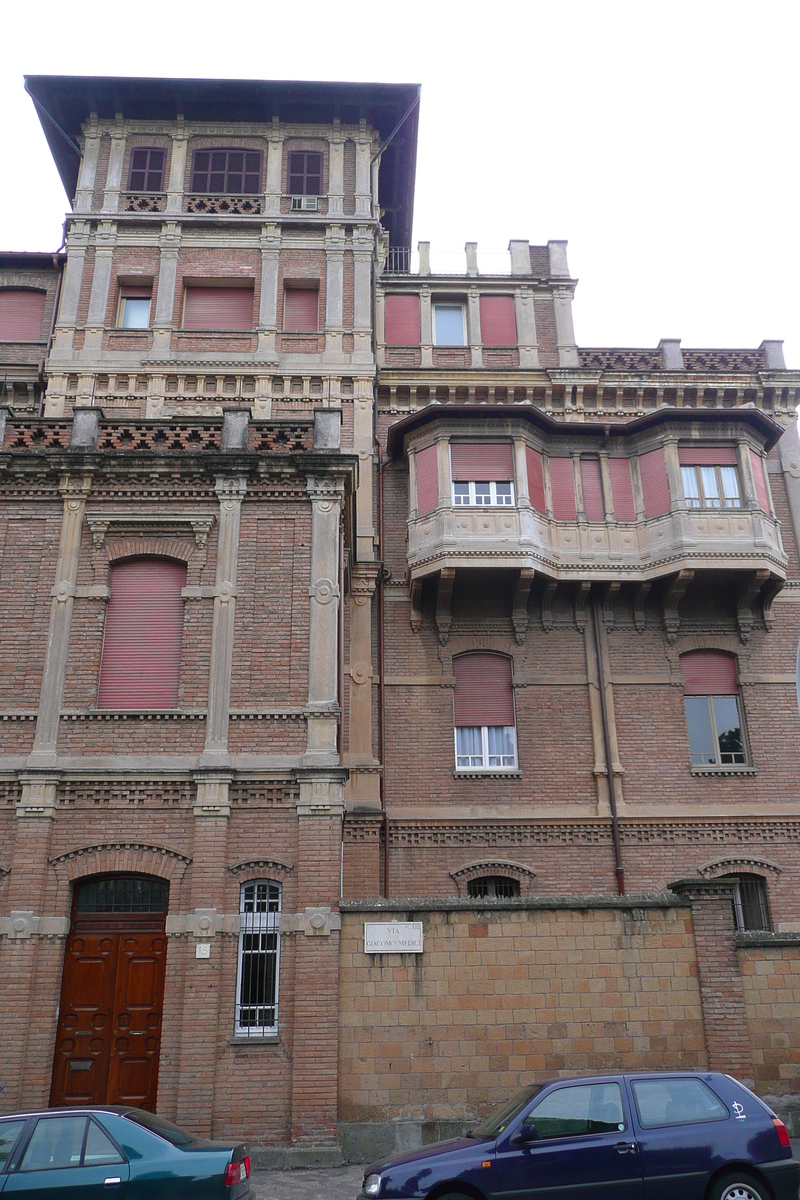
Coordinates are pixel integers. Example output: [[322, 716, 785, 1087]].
[[524, 1083, 625, 1140], [450, 443, 515, 507], [128, 148, 165, 192], [384, 294, 421, 346], [680, 651, 747, 767], [20, 1116, 87, 1171], [283, 285, 319, 333], [0, 288, 47, 340], [630, 1077, 728, 1128], [118, 285, 152, 329], [434, 303, 466, 346], [98, 558, 187, 710], [236, 881, 281, 1037], [83, 1123, 124, 1167], [288, 151, 322, 196], [75, 875, 169, 914], [720, 874, 771, 932], [191, 149, 261, 195], [454, 653, 517, 772], [479, 295, 517, 346], [182, 285, 254, 332], [681, 464, 741, 508], [467, 876, 520, 899], [0, 1120, 26, 1168]]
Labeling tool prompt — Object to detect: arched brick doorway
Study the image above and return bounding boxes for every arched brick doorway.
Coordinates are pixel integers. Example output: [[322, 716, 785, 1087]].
[[50, 874, 169, 1111]]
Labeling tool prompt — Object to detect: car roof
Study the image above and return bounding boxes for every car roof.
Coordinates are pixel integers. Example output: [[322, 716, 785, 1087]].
[[0, 1106, 136, 1120]]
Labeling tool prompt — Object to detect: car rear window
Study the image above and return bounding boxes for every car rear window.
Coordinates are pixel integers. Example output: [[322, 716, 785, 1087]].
[[631, 1078, 729, 1128], [123, 1110, 194, 1146]]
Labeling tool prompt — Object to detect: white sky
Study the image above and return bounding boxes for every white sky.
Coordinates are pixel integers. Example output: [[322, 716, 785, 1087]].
[[2, 0, 798, 365]]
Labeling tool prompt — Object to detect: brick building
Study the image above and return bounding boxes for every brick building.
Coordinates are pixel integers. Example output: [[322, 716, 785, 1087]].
[[1, 74, 799, 1160]]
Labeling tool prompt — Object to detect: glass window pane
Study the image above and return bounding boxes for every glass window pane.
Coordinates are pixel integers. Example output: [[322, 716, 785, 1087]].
[[453, 483, 470, 505], [0, 1120, 26, 1166], [733, 876, 769, 930], [122, 298, 150, 329], [631, 1078, 728, 1128], [20, 1117, 87, 1171], [83, 1122, 124, 1166], [681, 466, 700, 506], [456, 726, 483, 767], [720, 466, 741, 506], [487, 726, 516, 766], [712, 696, 745, 763], [474, 483, 491, 505], [527, 1083, 624, 1140], [495, 482, 513, 504], [434, 305, 465, 346], [700, 466, 720, 506], [684, 696, 717, 765]]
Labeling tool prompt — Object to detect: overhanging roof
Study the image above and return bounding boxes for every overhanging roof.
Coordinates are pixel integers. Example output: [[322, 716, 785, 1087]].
[[24, 75, 420, 247]]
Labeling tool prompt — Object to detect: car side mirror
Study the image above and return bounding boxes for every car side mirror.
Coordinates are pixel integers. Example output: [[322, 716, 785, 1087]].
[[511, 1123, 538, 1145]]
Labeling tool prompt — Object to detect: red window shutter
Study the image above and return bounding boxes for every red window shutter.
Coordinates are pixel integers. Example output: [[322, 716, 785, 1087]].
[[580, 458, 604, 521], [680, 650, 738, 696], [384, 295, 421, 346], [0, 289, 47, 340], [183, 286, 254, 331], [750, 450, 770, 511], [450, 443, 514, 482], [120, 286, 152, 299], [479, 295, 517, 346], [639, 448, 671, 517], [549, 457, 577, 520], [453, 653, 514, 726], [284, 286, 319, 332], [678, 446, 738, 466], [416, 444, 439, 515], [526, 447, 546, 513], [608, 457, 636, 521], [98, 559, 187, 709]]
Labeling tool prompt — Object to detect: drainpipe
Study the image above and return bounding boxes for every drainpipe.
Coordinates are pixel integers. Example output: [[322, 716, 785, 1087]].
[[591, 589, 625, 895]]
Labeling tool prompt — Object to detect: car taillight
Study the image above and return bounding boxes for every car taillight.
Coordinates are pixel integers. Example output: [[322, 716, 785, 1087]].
[[773, 1118, 792, 1148], [224, 1158, 250, 1186]]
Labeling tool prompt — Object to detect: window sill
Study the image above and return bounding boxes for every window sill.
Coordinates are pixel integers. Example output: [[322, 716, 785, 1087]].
[[453, 769, 522, 779], [229, 1034, 279, 1046], [690, 764, 756, 777]]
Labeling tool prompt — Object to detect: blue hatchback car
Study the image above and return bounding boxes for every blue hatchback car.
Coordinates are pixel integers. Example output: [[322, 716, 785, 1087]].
[[359, 1072, 799, 1200]]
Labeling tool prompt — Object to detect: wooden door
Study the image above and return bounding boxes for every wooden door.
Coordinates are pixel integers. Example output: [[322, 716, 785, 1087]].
[[51, 876, 168, 1111]]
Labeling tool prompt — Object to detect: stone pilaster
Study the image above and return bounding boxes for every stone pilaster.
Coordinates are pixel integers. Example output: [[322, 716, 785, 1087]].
[[256, 223, 280, 364], [354, 378, 375, 561], [82, 221, 117, 358], [352, 227, 374, 366], [324, 226, 345, 361], [304, 477, 344, 767], [203, 477, 247, 764], [148, 222, 181, 360], [345, 564, 381, 809], [48, 224, 90, 375], [514, 286, 540, 368], [165, 127, 188, 215], [265, 119, 283, 217], [778, 419, 800, 555], [328, 121, 344, 217], [467, 285, 482, 368], [420, 286, 433, 368], [74, 120, 101, 213], [354, 124, 371, 218], [28, 473, 92, 766], [102, 125, 127, 213], [553, 287, 579, 368]]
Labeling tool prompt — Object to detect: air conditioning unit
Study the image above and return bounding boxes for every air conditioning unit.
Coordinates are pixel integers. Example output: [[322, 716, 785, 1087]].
[[290, 195, 319, 211]]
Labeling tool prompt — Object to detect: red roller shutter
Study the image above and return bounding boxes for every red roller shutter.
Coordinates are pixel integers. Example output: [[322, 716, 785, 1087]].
[[284, 286, 319, 332], [549, 457, 577, 521], [120, 285, 152, 299], [678, 446, 738, 465], [580, 458, 604, 521], [639, 448, 671, 517], [98, 559, 187, 709], [385, 295, 421, 346], [750, 450, 770, 512], [183, 286, 254, 331], [608, 457, 636, 521], [416, 444, 439, 515], [479, 295, 517, 346], [0, 289, 47, 340], [526, 447, 546, 513], [450, 443, 514, 482], [680, 650, 738, 696], [453, 653, 514, 726]]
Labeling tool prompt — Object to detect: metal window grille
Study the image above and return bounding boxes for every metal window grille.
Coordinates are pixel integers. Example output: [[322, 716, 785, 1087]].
[[235, 881, 281, 1037], [467, 876, 521, 899], [75, 875, 169, 914], [191, 150, 262, 195], [128, 148, 165, 192], [722, 874, 771, 931]]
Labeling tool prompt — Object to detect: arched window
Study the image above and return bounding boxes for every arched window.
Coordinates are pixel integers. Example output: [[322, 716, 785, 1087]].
[[98, 558, 187, 710], [467, 876, 520, 899], [236, 881, 281, 1038], [74, 874, 169, 914], [453, 652, 517, 772], [680, 651, 747, 767], [719, 873, 771, 931]]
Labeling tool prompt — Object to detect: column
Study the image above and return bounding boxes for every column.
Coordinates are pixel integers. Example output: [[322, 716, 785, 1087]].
[[28, 473, 92, 767], [82, 222, 117, 358], [671, 879, 754, 1082], [553, 288, 579, 368], [514, 285, 540, 368], [778, 419, 800, 554], [304, 476, 344, 767], [355, 123, 371, 218], [328, 121, 344, 217], [737, 441, 759, 508], [165, 127, 188, 215], [324, 226, 345, 361], [48, 225, 90, 374], [265, 119, 283, 217], [74, 122, 101, 213], [663, 439, 684, 510], [513, 438, 530, 505], [102, 128, 127, 213], [467, 285, 482, 369], [203, 476, 246, 764], [354, 378, 375, 561], [352, 227, 373, 365], [148, 222, 181, 360], [599, 452, 615, 521], [436, 437, 451, 509], [256, 223, 280, 364], [420, 286, 433, 368], [345, 564, 381, 808]]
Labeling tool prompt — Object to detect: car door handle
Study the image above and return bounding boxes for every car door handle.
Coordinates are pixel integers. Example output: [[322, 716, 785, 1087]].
[[104, 1178, 122, 1186], [614, 1142, 637, 1154]]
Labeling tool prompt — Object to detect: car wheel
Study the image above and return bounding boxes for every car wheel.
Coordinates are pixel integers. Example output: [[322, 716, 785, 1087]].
[[708, 1172, 768, 1200]]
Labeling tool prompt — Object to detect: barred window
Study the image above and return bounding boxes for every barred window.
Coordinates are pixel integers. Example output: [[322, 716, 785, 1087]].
[[720, 873, 771, 932], [467, 876, 520, 899], [191, 150, 261, 195], [235, 881, 281, 1037]]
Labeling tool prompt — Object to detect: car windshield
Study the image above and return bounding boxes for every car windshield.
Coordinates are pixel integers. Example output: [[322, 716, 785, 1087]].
[[470, 1084, 545, 1139], [123, 1109, 195, 1147]]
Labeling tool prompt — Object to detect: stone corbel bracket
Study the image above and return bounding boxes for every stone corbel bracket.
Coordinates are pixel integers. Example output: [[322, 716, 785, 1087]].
[[1, 911, 70, 939], [280, 906, 341, 937], [86, 511, 215, 548]]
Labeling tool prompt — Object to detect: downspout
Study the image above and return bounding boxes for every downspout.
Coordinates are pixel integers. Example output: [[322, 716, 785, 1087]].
[[591, 589, 625, 895], [371, 228, 390, 900]]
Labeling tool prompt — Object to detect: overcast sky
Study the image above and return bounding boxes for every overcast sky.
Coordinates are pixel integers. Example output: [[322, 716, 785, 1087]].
[[3, 0, 798, 365]]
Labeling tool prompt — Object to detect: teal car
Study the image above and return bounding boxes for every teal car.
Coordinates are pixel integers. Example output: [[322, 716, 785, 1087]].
[[0, 1106, 250, 1197]]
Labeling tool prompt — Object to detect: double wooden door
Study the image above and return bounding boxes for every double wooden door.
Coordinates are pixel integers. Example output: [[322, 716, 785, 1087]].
[[51, 910, 167, 1111]]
